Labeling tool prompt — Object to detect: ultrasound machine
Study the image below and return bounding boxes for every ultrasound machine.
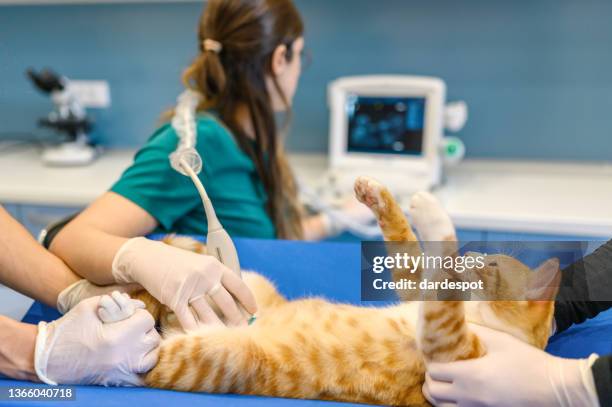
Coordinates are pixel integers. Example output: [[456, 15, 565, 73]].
[[320, 75, 467, 204]]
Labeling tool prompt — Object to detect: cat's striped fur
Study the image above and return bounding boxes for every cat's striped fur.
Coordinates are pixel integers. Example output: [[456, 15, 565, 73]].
[[133, 176, 559, 406]]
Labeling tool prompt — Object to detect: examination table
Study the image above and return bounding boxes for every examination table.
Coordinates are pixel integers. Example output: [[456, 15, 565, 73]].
[[1, 238, 611, 406]]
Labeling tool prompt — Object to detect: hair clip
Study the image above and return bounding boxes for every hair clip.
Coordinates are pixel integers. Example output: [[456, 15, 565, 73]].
[[203, 39, 223, 53]]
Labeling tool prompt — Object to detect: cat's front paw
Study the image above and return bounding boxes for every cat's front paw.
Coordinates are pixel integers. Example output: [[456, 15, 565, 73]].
[[97, 291, 144, 324], [409, 191, 455, 241], [354, 176, 387, 216]]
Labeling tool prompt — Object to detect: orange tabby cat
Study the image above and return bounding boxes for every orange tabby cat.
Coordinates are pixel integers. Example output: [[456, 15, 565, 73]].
[[133, 176, 560, 406]]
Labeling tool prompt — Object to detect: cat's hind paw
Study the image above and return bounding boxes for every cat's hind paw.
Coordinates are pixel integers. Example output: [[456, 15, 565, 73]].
[[409, 191, 456, 241]]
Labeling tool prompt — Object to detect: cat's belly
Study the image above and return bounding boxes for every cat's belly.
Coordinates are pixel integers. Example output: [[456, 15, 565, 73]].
[[384, 301, 420, 328], [152, 297, 428, 406], [255, 298, 420, 330]]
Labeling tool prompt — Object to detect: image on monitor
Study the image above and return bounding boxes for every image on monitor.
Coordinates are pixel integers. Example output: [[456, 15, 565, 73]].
[[346, 95, 425, 155]]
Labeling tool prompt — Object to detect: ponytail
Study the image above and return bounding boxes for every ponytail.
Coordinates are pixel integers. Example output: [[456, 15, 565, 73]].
[[182, 43, 226, 103]]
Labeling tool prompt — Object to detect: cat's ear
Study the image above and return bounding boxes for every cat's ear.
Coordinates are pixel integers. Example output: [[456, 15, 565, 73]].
[[526, 258, 561, 301]]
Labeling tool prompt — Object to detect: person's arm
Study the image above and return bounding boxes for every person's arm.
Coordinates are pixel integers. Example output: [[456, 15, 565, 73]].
[[592, 356, 612, 407], [0, 207, 80, 307], [50, 192, 157, 285], [51, 192, 257, 330], [50, 124, 203, 284], [424, 324, 602, 407], [302, 197, 375, 241], [1, 294, 160, 386], [302, 214, 328, 241], [0, 316, 38, 382], [51, 125, 259, 330], [555, 239, 612, 333]]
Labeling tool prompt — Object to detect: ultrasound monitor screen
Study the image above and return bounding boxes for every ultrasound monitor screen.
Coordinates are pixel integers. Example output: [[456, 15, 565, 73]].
[[346, 95, 425, 155]]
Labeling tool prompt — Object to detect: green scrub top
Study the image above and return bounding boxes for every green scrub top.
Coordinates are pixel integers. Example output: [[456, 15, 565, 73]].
[[110, 114, 276, 238]]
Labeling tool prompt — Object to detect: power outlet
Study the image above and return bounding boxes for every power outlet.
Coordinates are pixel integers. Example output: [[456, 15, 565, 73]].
[[68, 80, 111, 109]]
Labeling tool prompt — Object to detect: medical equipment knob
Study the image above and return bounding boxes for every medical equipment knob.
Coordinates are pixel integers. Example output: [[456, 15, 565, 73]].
[[441, 136, 466, 166], [444, 101, 468, 132]]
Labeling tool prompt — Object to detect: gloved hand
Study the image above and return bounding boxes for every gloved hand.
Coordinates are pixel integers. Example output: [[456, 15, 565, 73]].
[[321, 196, 376, 237], [111, 237, 257, 331], [423, 324, 600, 407], [57, 279, 142, 314], [35, 294, 160, 386]]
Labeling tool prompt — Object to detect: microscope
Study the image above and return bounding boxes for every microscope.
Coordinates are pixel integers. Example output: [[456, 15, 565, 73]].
[[27, 68, 97, 166]]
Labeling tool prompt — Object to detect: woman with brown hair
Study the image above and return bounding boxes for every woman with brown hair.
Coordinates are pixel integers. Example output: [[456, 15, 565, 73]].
[[51, 0, 346, 332]]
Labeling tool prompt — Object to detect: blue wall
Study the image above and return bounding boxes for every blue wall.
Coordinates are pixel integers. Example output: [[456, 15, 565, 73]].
[[1, 0, 611, 160]]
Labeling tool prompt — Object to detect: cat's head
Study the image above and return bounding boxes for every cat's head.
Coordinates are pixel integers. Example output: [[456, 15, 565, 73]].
[[462, 253, 561, 349]]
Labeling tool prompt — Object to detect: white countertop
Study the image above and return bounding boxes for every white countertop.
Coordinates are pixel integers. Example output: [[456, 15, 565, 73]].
[[0, 147, 135, 207], [291, 155, 612, 238], [435, 160, 612, 238], [1, 147, 611, 237]]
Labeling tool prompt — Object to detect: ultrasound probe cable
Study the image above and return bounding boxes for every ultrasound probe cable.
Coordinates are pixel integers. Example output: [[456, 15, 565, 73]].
[[170, 89, 255, 324]]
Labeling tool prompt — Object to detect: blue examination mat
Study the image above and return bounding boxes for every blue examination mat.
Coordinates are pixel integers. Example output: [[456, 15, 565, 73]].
[[2, 237, 611, 406]]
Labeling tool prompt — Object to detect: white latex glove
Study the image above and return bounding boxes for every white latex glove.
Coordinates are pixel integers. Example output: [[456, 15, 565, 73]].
[[111, 237, 257, 331], [321, 196, 376, 237], [34, 294, 160, 386], [57, 279, 142, 314], [423, 324, 600, 407]]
